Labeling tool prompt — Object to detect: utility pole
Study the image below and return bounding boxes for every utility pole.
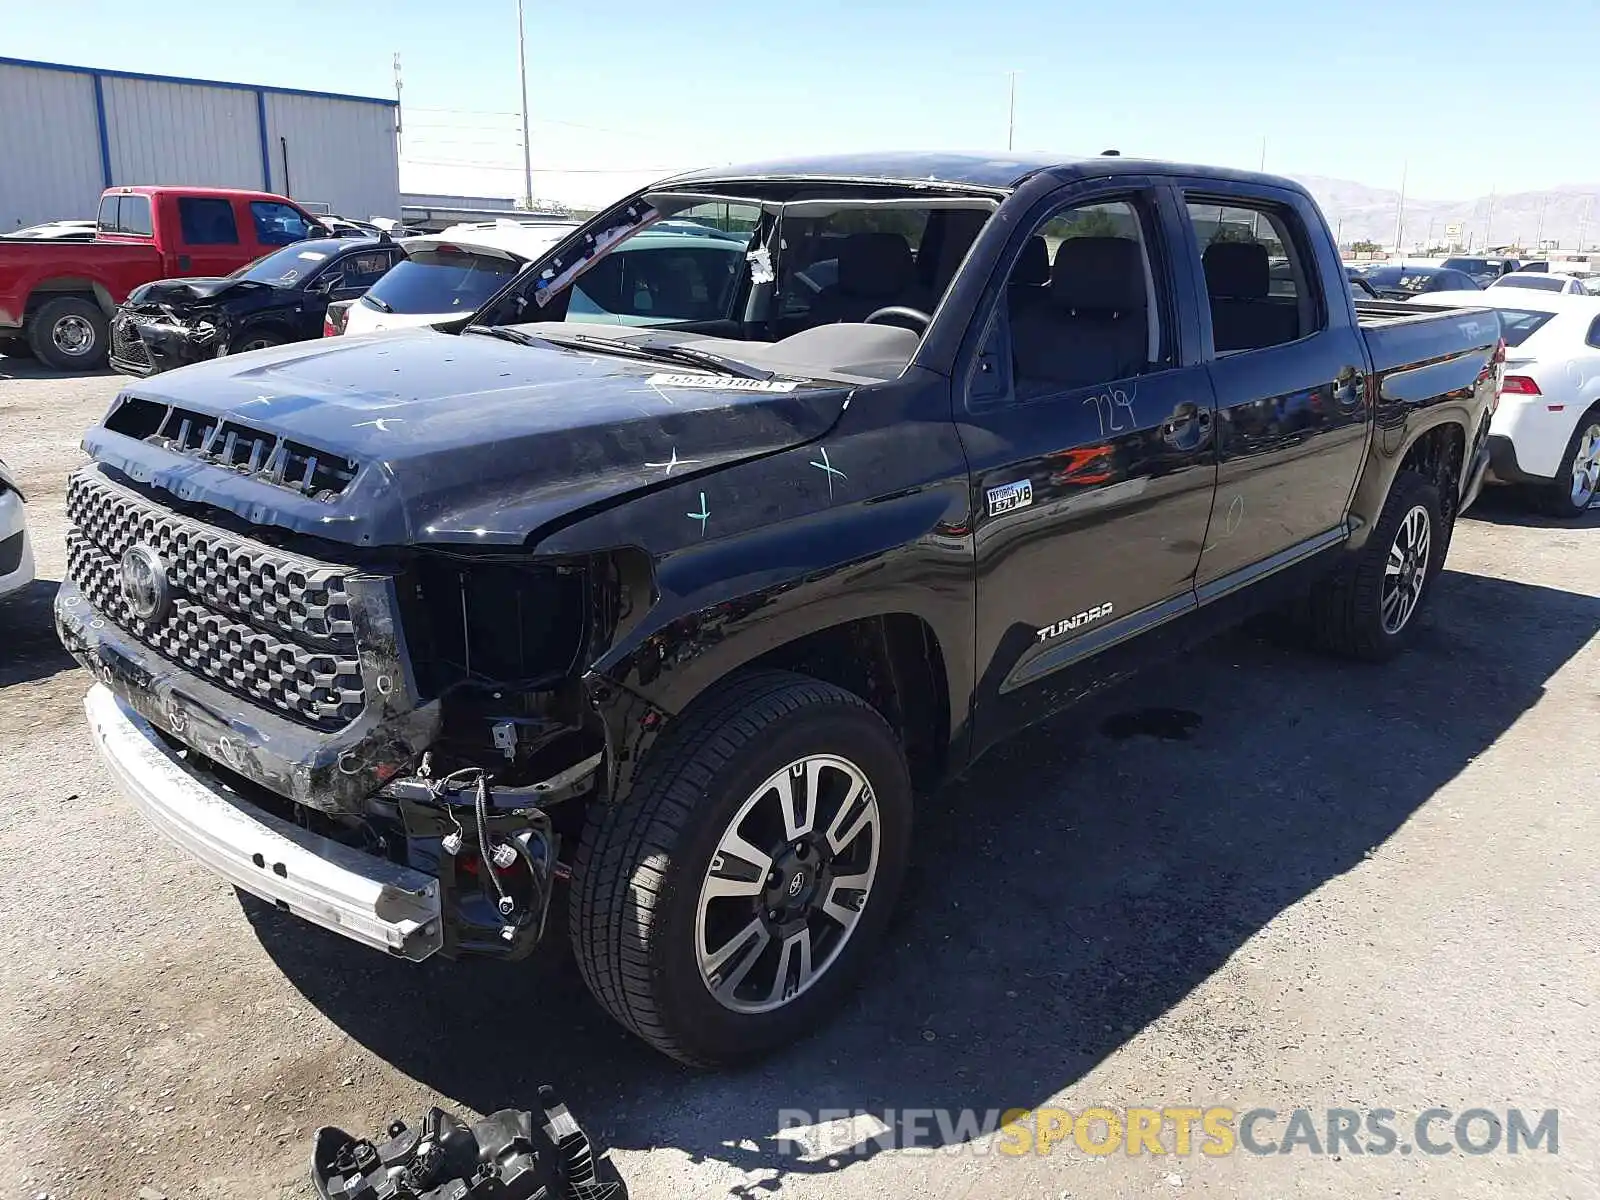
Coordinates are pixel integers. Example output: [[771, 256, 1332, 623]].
[[1006, 72, 1017, 151], [1392, 160, 1408, 253], [392, 53, 403, 155], [1535, 193, 1549, 249], [1580, 195, 1593, 252], [516, 0, 535, 211], [1484, 187, 1496, 248]]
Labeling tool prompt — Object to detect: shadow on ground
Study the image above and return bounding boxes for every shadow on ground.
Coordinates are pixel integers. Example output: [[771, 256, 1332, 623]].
[[1462, 483, 1600, 529], [0, 579, 75, 685], [0, 354, 115, 382], [245, 566, 1600, 1191]]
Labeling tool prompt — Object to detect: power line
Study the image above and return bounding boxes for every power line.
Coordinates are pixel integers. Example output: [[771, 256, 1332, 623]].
[[402, 157, 682, 173]]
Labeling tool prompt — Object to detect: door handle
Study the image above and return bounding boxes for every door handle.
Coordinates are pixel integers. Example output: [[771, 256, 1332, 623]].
[[1334, 366, 1367, 410], [1162, 402, 1213, 449]]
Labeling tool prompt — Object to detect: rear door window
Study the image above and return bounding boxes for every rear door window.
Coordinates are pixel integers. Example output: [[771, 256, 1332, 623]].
[[177, 197, 239, 245], [1182, 199, 1325, 352], [364, 248, 523, 315]]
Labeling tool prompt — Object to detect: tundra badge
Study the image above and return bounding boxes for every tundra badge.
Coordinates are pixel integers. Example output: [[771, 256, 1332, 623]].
[[986, 479, 1033, 517]]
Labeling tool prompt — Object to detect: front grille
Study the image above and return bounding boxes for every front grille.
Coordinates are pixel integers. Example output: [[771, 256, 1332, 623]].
[[111, 316, 151, 367], [65, 470, 367, 728]]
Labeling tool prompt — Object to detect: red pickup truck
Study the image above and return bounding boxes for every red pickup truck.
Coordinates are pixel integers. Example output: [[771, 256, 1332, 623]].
[[0, 186, 327, 370]]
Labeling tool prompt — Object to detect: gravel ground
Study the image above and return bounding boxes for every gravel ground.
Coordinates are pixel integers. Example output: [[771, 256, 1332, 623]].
[[1, 356, 1597, 1200]]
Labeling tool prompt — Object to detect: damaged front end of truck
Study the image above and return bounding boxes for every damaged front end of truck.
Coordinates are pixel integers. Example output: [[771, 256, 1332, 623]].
[[57, 314, 845, 963]]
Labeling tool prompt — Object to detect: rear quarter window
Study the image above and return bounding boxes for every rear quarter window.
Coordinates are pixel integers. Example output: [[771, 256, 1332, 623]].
[[177, 197, 239, 245]]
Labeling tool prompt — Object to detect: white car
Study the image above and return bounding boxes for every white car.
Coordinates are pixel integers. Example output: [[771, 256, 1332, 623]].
[[0, 457, 36, 602], [341, 221, 751, 336], [1417, 290, 1600, 516], [341, 223, 581, 336], [1488, 271, 1591, 296]]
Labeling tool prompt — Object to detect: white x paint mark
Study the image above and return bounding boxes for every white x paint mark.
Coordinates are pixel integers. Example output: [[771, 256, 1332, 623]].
[[645, 447, 702, 477], [809, 445, 848, 500]]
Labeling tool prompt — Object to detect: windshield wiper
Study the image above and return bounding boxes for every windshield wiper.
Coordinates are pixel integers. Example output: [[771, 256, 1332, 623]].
[[463, 325, 544, 347], [540, 330, 772, 380], [364, 294, 395, 313]]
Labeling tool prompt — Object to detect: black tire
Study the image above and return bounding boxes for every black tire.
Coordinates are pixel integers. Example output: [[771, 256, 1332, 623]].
[[1532, 404, 1600, 518], [569, 670, 913, 1067], [27, 296, 108, 370], [1309, 470, 1444, 662]]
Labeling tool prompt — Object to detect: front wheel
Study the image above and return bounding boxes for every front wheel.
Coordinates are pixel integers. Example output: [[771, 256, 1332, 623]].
[[1534, 405, 1600, 518], [226, 332, 284, 356], [1309, 470, 1444, 662], [568, 671, 913, 1067]]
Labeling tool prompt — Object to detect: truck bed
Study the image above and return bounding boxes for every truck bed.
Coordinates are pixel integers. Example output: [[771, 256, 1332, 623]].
[[1355, 298, 1501, 380]]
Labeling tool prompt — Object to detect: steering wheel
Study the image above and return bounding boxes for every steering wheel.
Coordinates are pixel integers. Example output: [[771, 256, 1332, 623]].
[[863, 306, 932, 333]]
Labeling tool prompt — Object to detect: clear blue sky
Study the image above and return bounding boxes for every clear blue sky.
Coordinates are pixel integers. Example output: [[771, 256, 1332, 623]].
[[5, 0, 1596, 207]]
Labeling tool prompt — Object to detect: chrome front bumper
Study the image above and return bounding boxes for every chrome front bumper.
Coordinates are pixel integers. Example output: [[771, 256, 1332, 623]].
[[84, 683, 443, 960]]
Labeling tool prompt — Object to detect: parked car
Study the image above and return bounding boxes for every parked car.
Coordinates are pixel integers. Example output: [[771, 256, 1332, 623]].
[[58, 152, 1499, 1068], [0, 186, 328, 370], [1413, 289, 1600, 515], [1440, 256, 1521, 287], [108, 237, 405, 376], [1488, 271, 1590, 295], [3, 219, 97, 242], [1362, 263, 1481, 298], [0, 456, 34, 604], [340, 224, 579, 336]]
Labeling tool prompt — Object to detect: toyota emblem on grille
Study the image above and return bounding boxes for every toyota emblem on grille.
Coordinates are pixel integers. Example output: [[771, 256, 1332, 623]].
[[119, 544, 170, 623]]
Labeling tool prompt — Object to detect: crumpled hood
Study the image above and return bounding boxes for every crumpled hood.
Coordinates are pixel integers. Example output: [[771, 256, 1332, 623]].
[[126, 276, 264, 307], [84, 328, 849, 547]]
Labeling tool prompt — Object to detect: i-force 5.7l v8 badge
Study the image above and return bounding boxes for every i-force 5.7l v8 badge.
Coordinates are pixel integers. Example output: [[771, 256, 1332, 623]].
[[986, 479, 1033, 517]]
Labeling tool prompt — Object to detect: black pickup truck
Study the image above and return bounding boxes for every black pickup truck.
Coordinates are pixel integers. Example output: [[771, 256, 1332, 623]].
[[57, 153, 1500, 1068]]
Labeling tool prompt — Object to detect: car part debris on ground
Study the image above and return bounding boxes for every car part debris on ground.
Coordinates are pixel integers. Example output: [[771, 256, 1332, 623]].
[[311, 1086, 619, 1200]]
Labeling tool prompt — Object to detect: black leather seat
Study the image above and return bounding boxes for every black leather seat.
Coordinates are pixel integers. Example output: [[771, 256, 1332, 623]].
[[1202, 241, 1300, 352], [1011, 235, 1149, 391], [808, 232, 931, 324], [1007, 236, 1051, 311]]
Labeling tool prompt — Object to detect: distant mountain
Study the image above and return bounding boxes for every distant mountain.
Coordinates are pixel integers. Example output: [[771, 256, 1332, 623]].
[[1287, 175, 1600, 252]]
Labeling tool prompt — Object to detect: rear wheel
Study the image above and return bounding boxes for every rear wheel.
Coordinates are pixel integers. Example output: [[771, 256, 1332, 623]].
[[1309, 470, 1443, 662], [1534, 405, 1600, 518], [568, 670, 913, 1067], [27, 297, 108, 370]]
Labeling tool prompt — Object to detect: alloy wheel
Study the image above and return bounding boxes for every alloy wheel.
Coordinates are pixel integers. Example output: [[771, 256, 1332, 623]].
[[1381, 504, 1432, 635], [694, 754, 880, 1015], [1570, 423, 1600, 509]]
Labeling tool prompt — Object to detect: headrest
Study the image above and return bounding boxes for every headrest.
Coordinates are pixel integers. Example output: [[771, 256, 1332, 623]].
[[1203, 241, 1270, 299], [1013, 236, 1050, 287], [1051, 236, 1146, 312], [837, 232, 914, 297]]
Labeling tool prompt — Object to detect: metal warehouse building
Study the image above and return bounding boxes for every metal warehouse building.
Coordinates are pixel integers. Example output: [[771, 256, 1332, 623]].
[[0, 56, 400, 232]]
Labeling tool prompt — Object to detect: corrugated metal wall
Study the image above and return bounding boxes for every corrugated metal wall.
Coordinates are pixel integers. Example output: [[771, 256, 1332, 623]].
[[0, 59, 399, 230], [102, 77, 262, 190], [263, 93, 400, 220], [0, 64, 106, 230]]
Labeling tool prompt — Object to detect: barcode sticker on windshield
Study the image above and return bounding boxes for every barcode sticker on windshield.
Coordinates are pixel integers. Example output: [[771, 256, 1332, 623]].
[[648, 373, 799, 393]]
